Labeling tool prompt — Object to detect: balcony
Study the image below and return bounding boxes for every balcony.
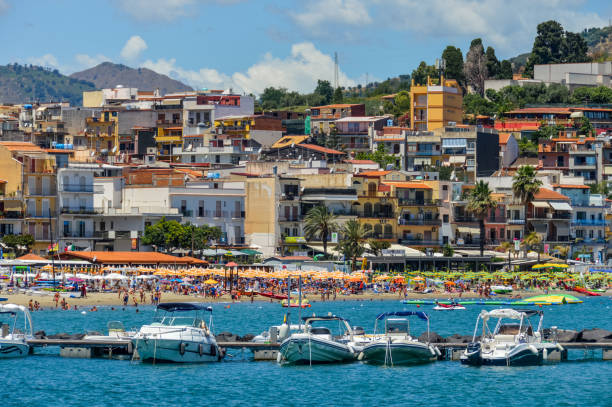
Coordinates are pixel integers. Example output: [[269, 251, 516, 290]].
[[572, 219, 607, 226], [359, 212, 396, 219], [453, 216, 479, 223], [0, 211, 23, 219], [400, 239, 440, 246], [0, 191, 23, 200], [26, 189, 57, 197], [398, 219, 441, 226], [279, 216, 301, 222], [507, 219, 526, 225], [398, 198, 440, 206], [25, 213, 56, 219], [486, 217, 507, 223], [61, 231, 97, 239], [180, 209, 193, 217], [59, 184, 104, 193], [370, 234, 395, 240], [60, 207, 104, 215], [528, 213, 571, 220], [231, 211, 245, 219]]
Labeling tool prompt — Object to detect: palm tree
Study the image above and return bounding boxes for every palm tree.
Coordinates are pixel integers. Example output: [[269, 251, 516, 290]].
[[512, 165, 543, 241], [553, 245, 570, 260], [339, 220, 370, 270], [303, 206, 337, 259], [522, 231, 542, 262], [368, 239, 390, 256], [497, 241, 513, 268], [466, 181, 498, 256]]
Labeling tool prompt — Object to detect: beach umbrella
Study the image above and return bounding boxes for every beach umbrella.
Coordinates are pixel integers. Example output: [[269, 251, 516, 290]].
[[226, 261, 238, 267], [204, 279, 218, 285]]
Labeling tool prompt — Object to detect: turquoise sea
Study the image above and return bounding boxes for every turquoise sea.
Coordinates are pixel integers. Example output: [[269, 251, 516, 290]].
[[4, 297, 612, 407]]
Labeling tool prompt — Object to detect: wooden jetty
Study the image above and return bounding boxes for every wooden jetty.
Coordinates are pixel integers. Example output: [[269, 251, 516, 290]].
[[27, 339, 612, 361]]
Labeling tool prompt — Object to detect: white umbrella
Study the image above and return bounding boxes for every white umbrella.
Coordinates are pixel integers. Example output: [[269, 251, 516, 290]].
[[105, 273, 127, 280]]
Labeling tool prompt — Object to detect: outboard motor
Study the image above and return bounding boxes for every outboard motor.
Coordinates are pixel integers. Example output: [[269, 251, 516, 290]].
[[461, 342, 482, 365]]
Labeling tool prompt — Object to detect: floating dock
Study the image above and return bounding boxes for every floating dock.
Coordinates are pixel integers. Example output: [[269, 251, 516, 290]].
[[27, 339, 612, 361]]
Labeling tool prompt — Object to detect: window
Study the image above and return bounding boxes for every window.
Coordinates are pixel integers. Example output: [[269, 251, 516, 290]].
[[99, 221, 106, 231], [442, 185, 448, 191], [443, 214, 449, 223]]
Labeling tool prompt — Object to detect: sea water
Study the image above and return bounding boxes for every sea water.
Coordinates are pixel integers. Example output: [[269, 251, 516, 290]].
[[5, 297, 612, 407]]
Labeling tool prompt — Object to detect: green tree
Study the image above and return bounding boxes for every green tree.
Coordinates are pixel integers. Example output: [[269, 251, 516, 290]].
[[314, 80, 334, 104], [464, 38, 488, 96], [590, 180, 610, 198], [463, 93, 495, 116], [571, 86, 612, 104], [338, 220, 369, 270], [441, 45, 464, 84], [522, 231, 543, 262], [394, 90, 411, 112], [304, 206, 338, 258], [142, 217, 185, 253], [411, 61, 438, 85], [1, 234, 35, 256], [368, 239, 390, 256], [181, 223, 222, 253], [466, 181, 498, 256], [576, 116, 593, 136], [498, 60, 513, 79], [355, 143, 397, 169], [512, 166, 543, 240], [442, 243, 454, 257], [553, 245, 570, 260], [525, 20, 565, 76], [562, 31, 590, 63], [485, 46, 500, 79], [518, 137, 538, 156], [332, 87, 344, 104]]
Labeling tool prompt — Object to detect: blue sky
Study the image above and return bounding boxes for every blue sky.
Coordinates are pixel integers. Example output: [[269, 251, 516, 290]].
[[0, 0, 610, 94]]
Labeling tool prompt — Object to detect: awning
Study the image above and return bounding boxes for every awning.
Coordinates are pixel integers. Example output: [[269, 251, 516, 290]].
[[549, 201, 572, 211], [457, 226, 480, 235], [531, 201, 550, 208], [449, 156, 466, 164], [414, 158, 430, 165], [604, 166, 612, 175], [442, 138, 467, 148]]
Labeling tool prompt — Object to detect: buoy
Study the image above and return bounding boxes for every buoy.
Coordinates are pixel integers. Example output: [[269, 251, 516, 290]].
[[416, 304, 420, 308], [81, 311, 87, 315], [225, 305, 230, 309]]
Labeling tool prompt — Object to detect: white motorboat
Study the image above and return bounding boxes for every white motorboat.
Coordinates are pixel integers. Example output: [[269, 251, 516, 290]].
[[359, 311, 440, 365], [278, 315, 361, 364], [133, 303, 221, 363], [0, 303, 33, 358], [461, 309, 563, 366], [252, 323, 302, 344]]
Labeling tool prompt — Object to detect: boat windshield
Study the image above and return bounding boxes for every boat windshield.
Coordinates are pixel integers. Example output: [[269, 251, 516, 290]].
[[153, 315, 204, 327], [494, 323, 533, 336], [386, 318, 410, 334]]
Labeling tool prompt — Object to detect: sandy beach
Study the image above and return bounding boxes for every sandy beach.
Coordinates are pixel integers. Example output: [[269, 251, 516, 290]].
[[2, 289, 606, 309]]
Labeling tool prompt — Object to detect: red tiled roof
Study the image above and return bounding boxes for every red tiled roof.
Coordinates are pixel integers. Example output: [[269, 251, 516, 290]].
[[507, 107, 572, 114], [0, 141, 44, 152], [534, 188, 570, 201], [344, 159, 376, 164], [299, 144, 345, 155], [310, 103, 363, 109], [355, 170, 392, 177], [552, 184, 590, 189], [498, 133, 512, 145], [16, 253, 47, 261], [66, 251, 207, 265]]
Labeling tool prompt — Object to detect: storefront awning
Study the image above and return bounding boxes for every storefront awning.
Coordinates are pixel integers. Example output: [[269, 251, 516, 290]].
[[442, 138, 467, 148], [549, 201, 572, 211], [531, 201, 550, 208], [449, 156, 466, 164], [457, 226, 480, 235]]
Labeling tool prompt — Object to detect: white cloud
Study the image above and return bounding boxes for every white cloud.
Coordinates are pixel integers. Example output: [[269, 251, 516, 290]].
[[142, 42, 357, 94], [291, 0, 372, 29], [26, 54, 60, 69], [120, 35, 148, 61], [376, 0, 607, 55], [113, 0, 243, 22], [74, 54, 111, 70]]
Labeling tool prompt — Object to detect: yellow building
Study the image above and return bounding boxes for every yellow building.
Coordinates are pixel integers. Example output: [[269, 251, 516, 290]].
[[86, 110, 119, 155], [352, 171, 398, 242], [410, 76, 462, 131], [156, 126, 183, 162]]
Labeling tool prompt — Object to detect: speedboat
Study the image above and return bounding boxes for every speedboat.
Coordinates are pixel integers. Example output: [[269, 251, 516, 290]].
[[0, 303, 33, 358], [491, 285, 513, 294], [281, 298, 311, 308], [278, 315, 361, 364], [133, 303, 222, 363], [461, 309, 563, 366], [433, 302, 466, 311], [359, 311, 440, 366]]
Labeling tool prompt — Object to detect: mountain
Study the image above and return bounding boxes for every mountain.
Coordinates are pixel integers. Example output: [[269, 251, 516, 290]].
[[70, 62, 193, 94], [0, 64, 96, 105], [582, 26, 612, 60]]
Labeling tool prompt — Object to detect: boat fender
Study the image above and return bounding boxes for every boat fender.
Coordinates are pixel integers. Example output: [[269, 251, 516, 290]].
[[357, 352, 364, 361], [347, 344, 355, 354], [199, 344, 204, 356], [433, 347, 441, 356], [543, 348, 548, 360], [528, 345, 538, 354], [179, 342, 186, 356], [556, 344, 564, 352], [276, 352, 282, 363]]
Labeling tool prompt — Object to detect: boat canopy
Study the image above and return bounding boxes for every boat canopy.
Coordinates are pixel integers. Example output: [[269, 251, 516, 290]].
[[480, 308, 541, 321], [157, 303, 213, 312], [375, 311, 429, 321], [301, 315, 348, 322], [0, 304, 29, 313]]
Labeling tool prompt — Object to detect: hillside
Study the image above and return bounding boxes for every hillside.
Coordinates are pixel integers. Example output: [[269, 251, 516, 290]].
[[0, 64, 95, 105], [70, 62, 193, 94]]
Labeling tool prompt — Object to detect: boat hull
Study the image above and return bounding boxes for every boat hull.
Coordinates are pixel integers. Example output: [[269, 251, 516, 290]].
[[279, 336, 356, 364], [135, 338, 220, 363], [0, 340, 30, 358], [461, 343, 559, 366], [361, 342, 437, 365]]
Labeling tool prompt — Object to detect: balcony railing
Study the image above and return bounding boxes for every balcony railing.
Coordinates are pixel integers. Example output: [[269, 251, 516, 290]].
[[400, 239, 440, 246], [60, 207, 104, 215], [0, 191, 23, 200], [0, 211, 24, 219], [507, 219, 525, 225], [62, 231, 97, 238], [26, 189, 56, 196], [528, 213, 571, 220], [398, 199, 440, 206], [453, 216, 479, 222], [370, 234, 395, 240], [232, 211, 245, 218], [486, 217, 507, 223], [572, 219, 607, 226], [399, 219, 441, 226], [279, 216, 300, 222], [359, 212, 396, 219], [59, 184, 104, 193]]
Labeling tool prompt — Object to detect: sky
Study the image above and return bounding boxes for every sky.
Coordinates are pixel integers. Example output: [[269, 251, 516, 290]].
[[0, 0, 610, 95]]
